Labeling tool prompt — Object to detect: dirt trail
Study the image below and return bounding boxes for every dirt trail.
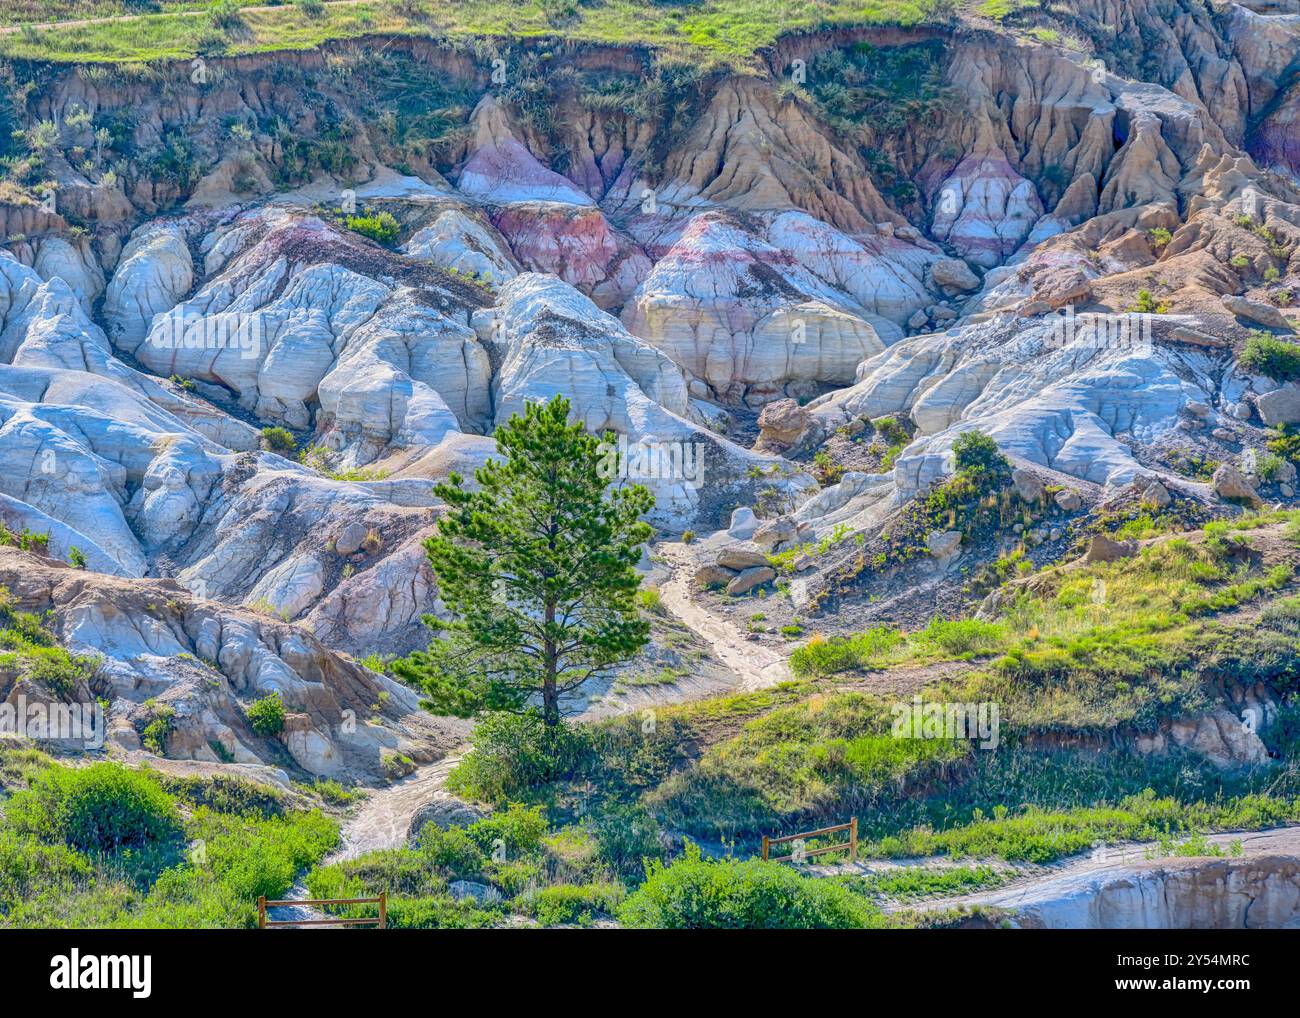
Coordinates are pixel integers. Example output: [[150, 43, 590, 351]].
[[656, 541, 791, 691], [331, 751, 464, 862], [270, 751, 463, 925]]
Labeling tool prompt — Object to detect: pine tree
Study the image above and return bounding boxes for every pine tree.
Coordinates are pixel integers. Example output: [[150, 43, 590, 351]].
[[392, 395, 654, 727]]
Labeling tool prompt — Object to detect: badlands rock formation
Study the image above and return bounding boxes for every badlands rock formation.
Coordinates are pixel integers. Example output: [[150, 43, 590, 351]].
[[0, 546, 457, 779], [947, 828, 1300, 929], [6, 3, 1300, 788]]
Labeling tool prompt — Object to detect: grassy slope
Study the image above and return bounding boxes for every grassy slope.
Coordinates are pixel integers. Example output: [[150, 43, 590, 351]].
[[284, 514, 1300, 928], [0, 747, 341, 927], [0, 0, 933, 64], [449, 512, 1300, 864]]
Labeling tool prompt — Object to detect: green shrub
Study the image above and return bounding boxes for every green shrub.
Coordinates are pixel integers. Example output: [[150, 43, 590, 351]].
[[910, 618, 1007, 657], [305, 778, 361, 806], [790, 626, 903, 676], [67, 546, 87, 569], [382, 895, 502, 928], [1241, 331, 1300, 382], [308, 844, 450, 901], [619, 844, 881, 929], [14, 644, 96, 699], [159, 774, 285, 819], [790, 617, 1007, 678], [344, 210, 400, 246], [1131, 288, 1170, 313], [259, 426, 297, 455], [414, 824, 486, 877], [872, 415, 910, 447], [868, 790, 1300, 864], [634, 587, 663, 613], [951, 429, 1007, 477], [141, 703, 175, 755], [1268, 424, 1300, 465], [447, 713, 591, 803], [464, 803, 548, 858], [1257, 452, 1287, 483], [522, 881, 624, 926], [7, 763, 183, 854], [245, 692, 285, 737]]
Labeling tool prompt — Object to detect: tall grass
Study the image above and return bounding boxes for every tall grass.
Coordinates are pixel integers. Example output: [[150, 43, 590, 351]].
[[791, 618, 1008, 677]]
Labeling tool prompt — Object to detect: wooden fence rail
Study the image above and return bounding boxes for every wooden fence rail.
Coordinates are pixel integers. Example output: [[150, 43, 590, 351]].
[[762, 819, 857, 864], [258, 893, 386, 929]]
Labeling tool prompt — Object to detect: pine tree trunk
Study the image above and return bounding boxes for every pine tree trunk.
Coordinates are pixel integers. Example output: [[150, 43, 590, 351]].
[[543, 599, 559, 727]]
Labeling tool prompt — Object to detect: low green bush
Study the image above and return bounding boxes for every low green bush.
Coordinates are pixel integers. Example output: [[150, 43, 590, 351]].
[[521, 881, 624, 926], [345, 210, 400, 245], [259, 427, 297, 455], [446, 712, 591, 803], [951, 429, 1007, 477], [619, 844, 881, 929], [1241, 331, 1300, 382], [6, 763, 183, 854], [245, 692, 285, 737]]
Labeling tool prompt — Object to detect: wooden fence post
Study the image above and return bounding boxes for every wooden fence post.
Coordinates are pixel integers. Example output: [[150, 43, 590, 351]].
[[378, 890, 387, 930], [258, 895, 267, 930], [762, 835, 770, 861], [849, 817, 858, 862]]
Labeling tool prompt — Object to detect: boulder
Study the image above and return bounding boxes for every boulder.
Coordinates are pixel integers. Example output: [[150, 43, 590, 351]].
[[1011, 468, 1045, 504], [1213, 464, 1258, 502], [1084, 535, 1136, 563], [1222, 294, 1292, 331], [1017, 299, 1053, 317], [1254, 385, 1300, 427], [408, 794, 489, 842], [753, 517, 798, 549], [728, 506, 759, 539], [1169, 710, 1269, 768], [1054, 489, 1083, 512], [281, 713, 341, 776], [926, 529, 962, 562], [931, 258, 980, 293], [1131, 475, 1171, 509], [726, 565, 776, 596], [695, 564, 737, 589], [717, 545, 770, 570], [449, 880, 504, 905], [334, 523, 368, 556], [1032, 266, 1092, 310], [756, 399, 812, 451]]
